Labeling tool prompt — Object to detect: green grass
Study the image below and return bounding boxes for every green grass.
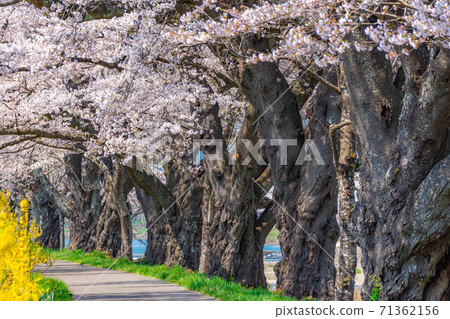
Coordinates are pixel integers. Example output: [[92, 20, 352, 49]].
[[33, 273, 72, 301], [47, 249, 298, 301], [132, 216, 147, 237], [265, 227, 280, 244], [369, 276, 381, 301]]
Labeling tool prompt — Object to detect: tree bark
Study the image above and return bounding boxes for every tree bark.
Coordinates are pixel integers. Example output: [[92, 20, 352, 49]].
[[95, 199, 122, 257], [272, 83, 340, 300], [135, 187, 166, 263], [198, 101, 272, 287], [96, 158, 134, 260], [167, 163, 203, 269], [240, 37, 340, 298], [330, 69, 357, 301], [198, 180, 214, 274], [64, 154, 103, 252], [127, 162, 187, 265], [30, 186, 61, 249], [58, 211, 65, 249], [342, 38, 450, 300], [133, 161, 203, 269]]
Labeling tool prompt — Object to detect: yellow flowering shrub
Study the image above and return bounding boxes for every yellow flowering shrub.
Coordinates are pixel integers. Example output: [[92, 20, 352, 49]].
[[0, 191, 49, 301]]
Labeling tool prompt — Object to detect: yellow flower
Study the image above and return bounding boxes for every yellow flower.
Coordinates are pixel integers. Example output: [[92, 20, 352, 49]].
[[20, 198, 30, 214], [0, 190, 49, 301]]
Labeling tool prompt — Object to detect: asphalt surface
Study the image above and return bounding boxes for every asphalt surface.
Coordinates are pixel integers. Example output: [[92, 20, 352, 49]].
[[35, 260, 214, 301]]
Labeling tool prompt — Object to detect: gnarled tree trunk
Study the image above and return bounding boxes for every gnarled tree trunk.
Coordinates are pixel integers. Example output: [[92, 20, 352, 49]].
[[64, 154, 103, 252], [135, 187, 166, 263], [329, 69, 357, 301], [343, 38, 450, 300], [127, 159, 203, 269], [198, 101, 273, 287], [31, 186, 61, 249], [58, 211, 65, 249], [96, 199, 122, 257], [240, 37, 340, 298], [96, 158, 135, 260], [135, 166, 203, 269], [198, 179, 214, 274], [167, 163, 203, 269]]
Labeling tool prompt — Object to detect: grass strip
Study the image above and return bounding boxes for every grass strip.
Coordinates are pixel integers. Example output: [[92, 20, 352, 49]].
[[33, 273, 72, 301]]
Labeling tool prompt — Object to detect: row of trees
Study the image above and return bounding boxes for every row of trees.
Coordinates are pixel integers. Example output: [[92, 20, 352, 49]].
[[0, 0, 448, 301]]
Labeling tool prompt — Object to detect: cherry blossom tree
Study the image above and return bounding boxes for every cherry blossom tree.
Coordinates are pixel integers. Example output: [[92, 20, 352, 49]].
[[173, 0, 450, 300], [1, 0, 448, 300], [0, 0, 249, 268]]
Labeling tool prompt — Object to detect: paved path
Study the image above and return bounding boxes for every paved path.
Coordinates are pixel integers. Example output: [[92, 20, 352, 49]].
[[35, 260, 214, 301]]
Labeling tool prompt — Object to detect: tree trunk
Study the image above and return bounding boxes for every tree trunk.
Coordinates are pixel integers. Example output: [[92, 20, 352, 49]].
[[330, 70, 357, 301], [133, 161, 203, 269], [168, 165, 203, 269], [64, 154, 103, 252], [205, 186, 266, 286], [343, 38, 450, 300], [67, 216, 97, 251], [240, 37, 340, 298], [271, 85, 340, 300], [198, 101, 271, 287], [99, 159, 134, 260], [59, 211, 65, 249], [31, 187, 61, 249], [135, 187, 167, 263], [117, 208, 133, 259], [198, 182, 214, 274], [95, 199, 122, 257]]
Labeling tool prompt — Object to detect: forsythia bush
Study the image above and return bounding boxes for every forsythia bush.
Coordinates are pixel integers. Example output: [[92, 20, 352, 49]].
[[0, 191, 49, 300]]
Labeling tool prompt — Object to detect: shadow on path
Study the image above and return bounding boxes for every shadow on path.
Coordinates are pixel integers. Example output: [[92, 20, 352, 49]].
[[35, 260, 215, 301]]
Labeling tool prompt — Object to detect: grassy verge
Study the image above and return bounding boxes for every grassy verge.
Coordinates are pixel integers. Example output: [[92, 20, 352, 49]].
[[33, 273, 72, 301], [47, 249, 299, 301], [265, 227, 280, 245]]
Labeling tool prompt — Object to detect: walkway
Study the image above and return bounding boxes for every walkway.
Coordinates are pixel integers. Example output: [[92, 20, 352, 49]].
[[35, 260, 214, 301]]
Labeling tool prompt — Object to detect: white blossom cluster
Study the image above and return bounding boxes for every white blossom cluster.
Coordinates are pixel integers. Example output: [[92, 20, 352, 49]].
[[0, 0, 246, 179], [1, 0, 447, 181], [174, 0, 449, 64]]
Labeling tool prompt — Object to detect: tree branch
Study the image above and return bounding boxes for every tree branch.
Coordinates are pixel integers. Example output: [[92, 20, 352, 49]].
[[26, 0, 132, 21], [0, 129, 87, 142], [0, 0, 20, 7], [124, 156, 176, 209], [1, 56, 123, 76], [255, 200, 276, 240], [0, 135, 38, 150], [298, 66, 341, 94], [155, 56, 237, 91], [32, 169, 74, 216], [328, 121, 351, 171], [34, 140, 82, 152], [66, 56, 124, 71]]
